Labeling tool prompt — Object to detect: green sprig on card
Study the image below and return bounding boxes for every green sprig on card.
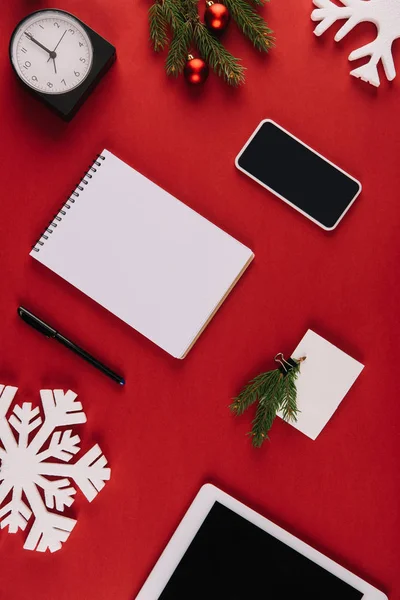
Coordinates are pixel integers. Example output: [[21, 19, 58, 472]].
[[230, 354, 306, 447], [149, 0, 274, 86]]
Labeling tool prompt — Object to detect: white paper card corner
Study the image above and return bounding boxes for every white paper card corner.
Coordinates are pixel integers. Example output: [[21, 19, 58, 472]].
[[279, 329, 364, 440]]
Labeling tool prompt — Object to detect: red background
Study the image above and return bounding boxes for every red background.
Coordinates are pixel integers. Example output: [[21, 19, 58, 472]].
[[1, 0, 399, 598]]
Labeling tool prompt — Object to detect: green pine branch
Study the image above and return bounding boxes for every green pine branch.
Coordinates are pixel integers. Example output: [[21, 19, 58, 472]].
[[194, 23, 245, 86], [231, 358, 304, 448], [246, 0, 269, 8], [149, 0, 273, 85], [183, 0, 201, 22], [164, 0, 187, 30], [149, 3, 169, 52], [250, 374, 283, 447], [230, 369, 281, 416], [280, 370, 299, 423], [224, 0, 274, 52], [166, 21, 193, 75]]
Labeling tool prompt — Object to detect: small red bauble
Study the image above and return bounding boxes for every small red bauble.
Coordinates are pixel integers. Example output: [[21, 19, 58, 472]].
[[184, 55, 209, 85], [204, 1, 230, 33]]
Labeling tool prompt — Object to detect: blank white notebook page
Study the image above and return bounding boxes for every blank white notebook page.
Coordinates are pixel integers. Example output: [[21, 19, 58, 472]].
[[30, 150, 254, 358]]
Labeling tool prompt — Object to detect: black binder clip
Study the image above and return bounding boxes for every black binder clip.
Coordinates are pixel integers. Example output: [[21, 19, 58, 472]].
[[274, 353, 299, 376]]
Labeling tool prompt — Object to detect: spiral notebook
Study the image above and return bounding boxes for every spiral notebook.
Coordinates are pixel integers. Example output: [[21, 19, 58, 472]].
[[30, 150, 254, 358]]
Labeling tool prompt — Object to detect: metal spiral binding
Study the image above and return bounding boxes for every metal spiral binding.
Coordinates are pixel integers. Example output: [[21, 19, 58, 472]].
[[32, 154, 106, 252]]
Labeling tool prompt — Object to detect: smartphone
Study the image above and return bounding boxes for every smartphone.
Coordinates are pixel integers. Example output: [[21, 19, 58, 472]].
[[235, 120, 362, 231]]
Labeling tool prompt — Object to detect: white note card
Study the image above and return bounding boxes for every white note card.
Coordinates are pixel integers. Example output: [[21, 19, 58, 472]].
[[279, 330, 364, 440]]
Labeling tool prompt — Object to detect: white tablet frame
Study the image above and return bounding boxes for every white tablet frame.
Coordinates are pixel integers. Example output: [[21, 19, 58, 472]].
[[235, 119, 362, 231], [136, 484, 387, 600]]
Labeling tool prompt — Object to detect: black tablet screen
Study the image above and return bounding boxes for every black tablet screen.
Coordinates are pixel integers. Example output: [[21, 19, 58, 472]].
[[237, 121, 360, 229], [159, 502, 363, 599]]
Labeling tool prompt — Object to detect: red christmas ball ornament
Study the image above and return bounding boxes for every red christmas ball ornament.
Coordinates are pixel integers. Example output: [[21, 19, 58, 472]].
[[204, 1, 230, 34], [184, 55, 209, 85]]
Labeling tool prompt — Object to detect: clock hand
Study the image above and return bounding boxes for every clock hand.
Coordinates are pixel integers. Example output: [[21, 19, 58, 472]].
[[47, 29, 67, 78], [24, 32, 56, 59], [47, 30, 67, 63], [53, 30, 67, 52]]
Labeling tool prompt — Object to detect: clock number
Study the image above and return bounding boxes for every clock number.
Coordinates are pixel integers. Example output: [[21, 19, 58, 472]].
[[68, 28, 75, 34], [32, 76, 38, 82], [39, 24, 44, 29], [21, 47, 27, 54], [61, 79, 67, 86], [79, 42, 84, 47], [23, 61, 31, 69], [54, 22, 60, 28], [47, 82, 53, 88], [79, 57, 86, 63], [74, 71, 80, 77]]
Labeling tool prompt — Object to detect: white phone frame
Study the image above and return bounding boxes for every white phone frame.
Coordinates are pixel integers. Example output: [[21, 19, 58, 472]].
[[136, 484, 387, 599], [235, 119, 362, 231]]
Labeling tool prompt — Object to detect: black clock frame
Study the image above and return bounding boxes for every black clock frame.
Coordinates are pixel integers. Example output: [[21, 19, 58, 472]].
[[9, 9, 116, 121]]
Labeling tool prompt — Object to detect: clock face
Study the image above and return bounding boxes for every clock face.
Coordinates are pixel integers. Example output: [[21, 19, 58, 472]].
[[10, 10, 93, 95]]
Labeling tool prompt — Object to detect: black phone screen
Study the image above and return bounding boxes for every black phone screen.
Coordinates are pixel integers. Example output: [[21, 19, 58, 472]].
[[236, 121, 361, 230], [159, 502, 363, 599]]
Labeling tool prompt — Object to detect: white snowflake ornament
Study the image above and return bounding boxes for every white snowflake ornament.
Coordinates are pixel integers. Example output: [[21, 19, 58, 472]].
[[311, 0, 400, 87], [0, 385, 110, 552]]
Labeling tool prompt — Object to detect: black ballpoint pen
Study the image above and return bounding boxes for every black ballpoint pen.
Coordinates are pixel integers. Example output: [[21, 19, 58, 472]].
[[18, 307, 125, 386]]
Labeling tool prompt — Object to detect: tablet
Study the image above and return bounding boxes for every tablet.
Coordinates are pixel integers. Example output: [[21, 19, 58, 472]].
[[235, 120, 362, 231], [136, 484, 387, 599]]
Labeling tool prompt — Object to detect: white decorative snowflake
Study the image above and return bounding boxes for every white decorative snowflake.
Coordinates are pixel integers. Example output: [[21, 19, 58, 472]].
[[0, 385, 110, 552], [311, 0, 400, 87]]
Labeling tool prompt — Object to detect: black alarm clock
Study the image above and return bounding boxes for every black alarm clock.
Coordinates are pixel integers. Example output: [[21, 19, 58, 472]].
[[9, 9, 116, 121]]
